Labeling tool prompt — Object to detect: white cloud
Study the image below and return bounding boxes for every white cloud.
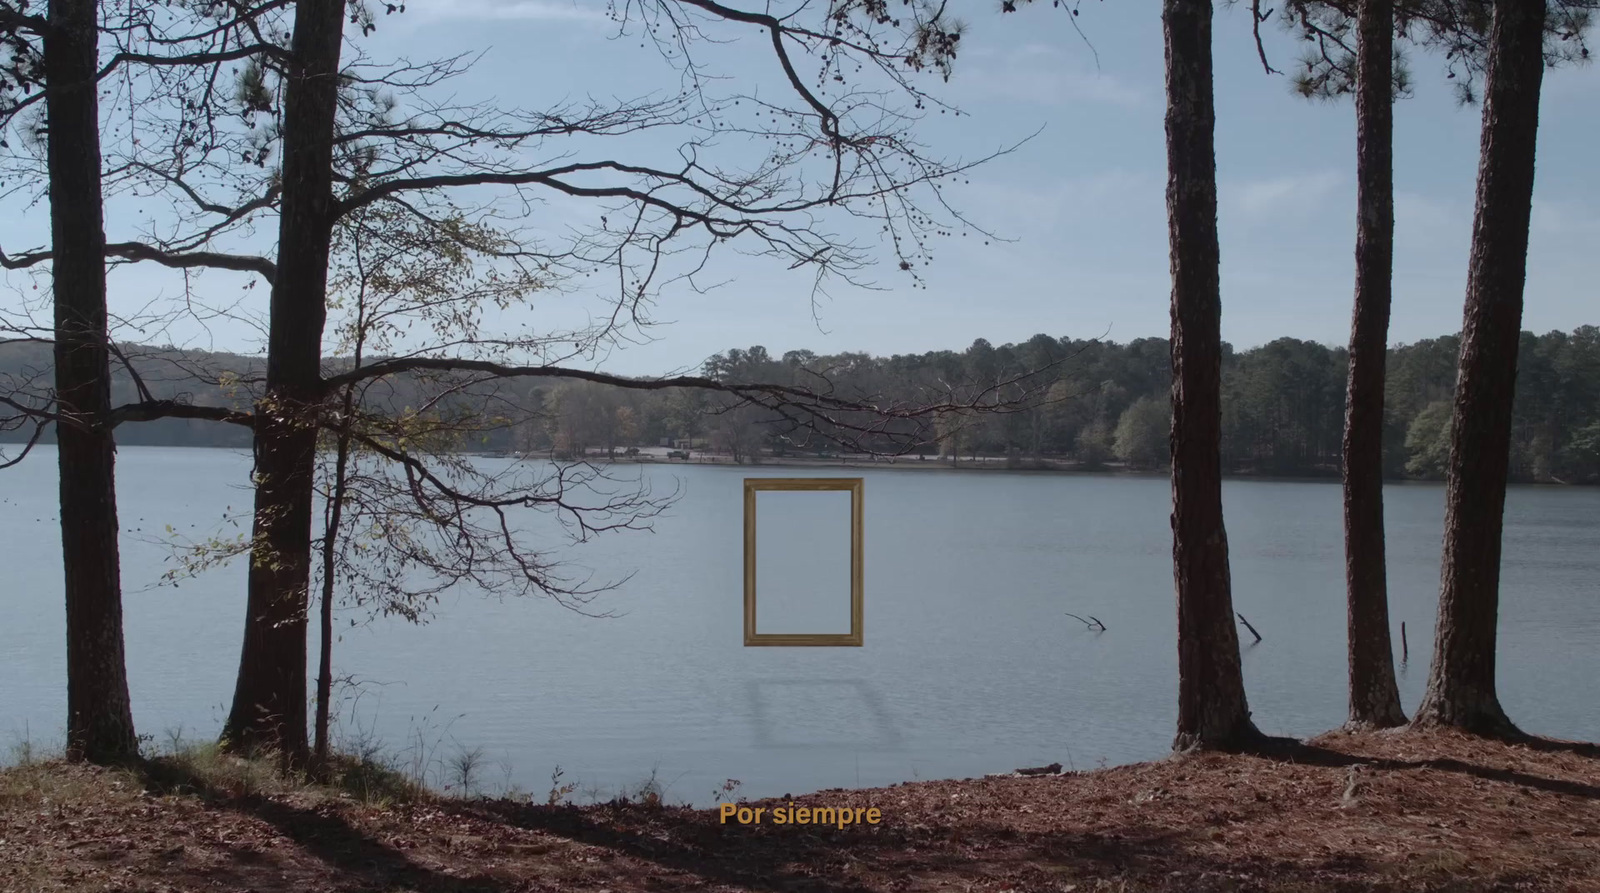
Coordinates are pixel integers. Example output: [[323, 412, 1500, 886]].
[[409, 0, 608, 23], [953, 43, 1145, 108], [1010, 42, 1061, 60], [1224, 171, 1342, 219], [966, 170, 1160, 231], [1531, 198, 1600, 240], [1395, 191, 1457, 232]]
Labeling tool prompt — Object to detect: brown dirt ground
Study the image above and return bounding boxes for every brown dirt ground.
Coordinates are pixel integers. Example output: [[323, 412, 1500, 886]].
[[3, 729, 1598, 893]]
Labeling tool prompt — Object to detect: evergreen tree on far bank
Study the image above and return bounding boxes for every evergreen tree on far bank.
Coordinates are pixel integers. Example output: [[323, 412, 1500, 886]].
[[6, 328, 1600, 484]]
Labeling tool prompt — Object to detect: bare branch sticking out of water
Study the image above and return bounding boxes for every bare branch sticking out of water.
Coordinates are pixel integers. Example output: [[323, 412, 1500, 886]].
[[1237, 612, 1263, 644], [1065, 613, 1107, 632]]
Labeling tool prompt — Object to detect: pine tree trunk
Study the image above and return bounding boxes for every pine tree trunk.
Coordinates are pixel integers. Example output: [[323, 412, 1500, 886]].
[[1343, 0, 1406, 730], [222, 0, 346, 766], [1413, 0, 1545, 736], [47, 0, 139, 764], [1164, 0, 1259, 751]]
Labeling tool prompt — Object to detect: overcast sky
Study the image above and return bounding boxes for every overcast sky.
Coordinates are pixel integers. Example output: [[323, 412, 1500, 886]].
[[4, 1, 1595, 377]]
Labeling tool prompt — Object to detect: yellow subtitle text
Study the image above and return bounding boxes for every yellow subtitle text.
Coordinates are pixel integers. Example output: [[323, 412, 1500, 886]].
[[719, 802, 881, 828]]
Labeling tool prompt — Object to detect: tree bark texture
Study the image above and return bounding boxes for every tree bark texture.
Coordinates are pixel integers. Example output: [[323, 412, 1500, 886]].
[[1414, 0, 1546, 736], [1164, 0, 1259, 751], [47, 0, 139, 764], [223, 0, 346, 765], [1343, 0, 1407, 730]]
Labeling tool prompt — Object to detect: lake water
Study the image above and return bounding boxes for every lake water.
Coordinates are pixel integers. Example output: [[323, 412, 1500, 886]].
[[2, 445, 1596, 804]]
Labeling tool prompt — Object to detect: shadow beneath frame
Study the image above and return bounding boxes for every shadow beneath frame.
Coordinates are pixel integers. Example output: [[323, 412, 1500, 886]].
[[743, 678, 905, 750]]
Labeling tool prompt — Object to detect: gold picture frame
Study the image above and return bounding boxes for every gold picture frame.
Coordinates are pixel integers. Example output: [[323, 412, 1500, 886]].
[[743, 477, 864, 646]]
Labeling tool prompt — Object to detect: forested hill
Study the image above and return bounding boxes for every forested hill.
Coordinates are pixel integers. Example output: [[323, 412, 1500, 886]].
[[3, 328, 1598, 483]]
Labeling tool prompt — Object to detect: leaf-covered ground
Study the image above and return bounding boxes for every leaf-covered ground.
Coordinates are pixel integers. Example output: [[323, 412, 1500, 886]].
[[3, 729, 1598, 892]]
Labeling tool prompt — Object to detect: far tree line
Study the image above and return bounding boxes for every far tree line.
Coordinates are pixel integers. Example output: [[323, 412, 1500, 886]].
[[5, 328, 1597, 483]]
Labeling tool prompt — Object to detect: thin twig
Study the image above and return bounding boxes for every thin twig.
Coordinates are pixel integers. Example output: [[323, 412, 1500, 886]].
[[1252, 0, 1281, 75]]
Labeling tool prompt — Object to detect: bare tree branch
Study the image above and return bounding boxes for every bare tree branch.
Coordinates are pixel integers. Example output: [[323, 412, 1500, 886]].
[[110, 399, 253, 427], [1, 241, 276, 282]]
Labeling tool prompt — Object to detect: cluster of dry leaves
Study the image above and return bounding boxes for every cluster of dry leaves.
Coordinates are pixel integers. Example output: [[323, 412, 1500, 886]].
[[2, 729, 1598, 892]]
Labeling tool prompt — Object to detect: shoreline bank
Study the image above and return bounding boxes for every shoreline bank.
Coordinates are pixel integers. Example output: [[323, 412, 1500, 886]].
[[8, 439, 1593, 484], [5, 728, 1596, 891], [541, 451, 1348, 480]]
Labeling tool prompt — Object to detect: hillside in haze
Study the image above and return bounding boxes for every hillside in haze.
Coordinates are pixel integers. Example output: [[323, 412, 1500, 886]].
[[4, 328, 1597, 483]]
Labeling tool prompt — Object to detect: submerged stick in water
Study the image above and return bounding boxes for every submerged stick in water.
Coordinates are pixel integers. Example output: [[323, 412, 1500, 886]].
[[1236, 612, 1263, 644], [1064, 612, 1107, 632]]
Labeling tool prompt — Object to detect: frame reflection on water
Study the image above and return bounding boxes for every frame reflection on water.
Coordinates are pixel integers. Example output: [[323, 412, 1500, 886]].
[[743, 477, 864, 646]]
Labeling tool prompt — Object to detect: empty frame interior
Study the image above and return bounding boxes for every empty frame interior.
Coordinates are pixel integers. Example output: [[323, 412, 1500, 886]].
[[743, 478, 864, 646]]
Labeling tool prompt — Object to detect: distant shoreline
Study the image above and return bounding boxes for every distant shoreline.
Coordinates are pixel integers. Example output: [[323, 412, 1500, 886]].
[[525, 452, 1399, 485], [519, 450, 1328, 479], [523, 453, 1592, 485], [5, 439, 1591, 485]]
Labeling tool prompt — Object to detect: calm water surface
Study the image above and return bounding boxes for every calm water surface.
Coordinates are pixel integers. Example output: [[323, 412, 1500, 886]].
[[2, 446, 1596, 804]]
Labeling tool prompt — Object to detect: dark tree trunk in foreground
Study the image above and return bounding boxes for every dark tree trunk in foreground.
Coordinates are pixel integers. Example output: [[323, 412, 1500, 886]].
[[1164, 0, 1260, 751], [1414, 0, 1546, 736], [223, 0, 346, 765], [47, 0, 139, 763], [1342, 0, 1406, 730]]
